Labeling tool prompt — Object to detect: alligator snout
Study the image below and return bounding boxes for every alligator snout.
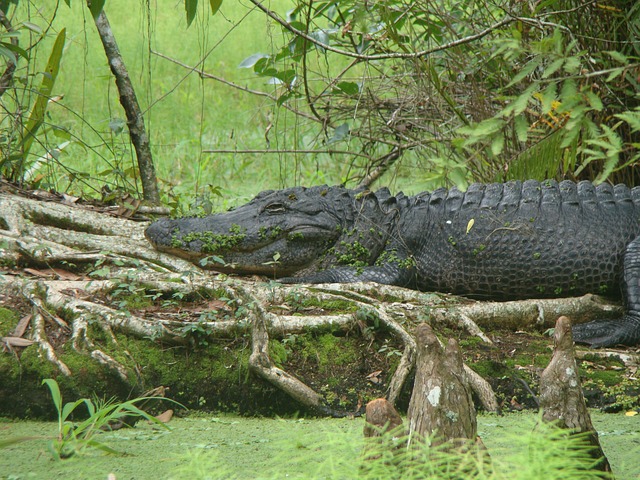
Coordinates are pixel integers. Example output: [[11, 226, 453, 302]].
[[145, 218, 175, 248]]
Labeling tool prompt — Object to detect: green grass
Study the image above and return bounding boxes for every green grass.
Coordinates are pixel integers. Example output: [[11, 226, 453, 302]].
[[31, 0, 317, 208], [14, 1, 459, 210], [0, 412, 638, 479]]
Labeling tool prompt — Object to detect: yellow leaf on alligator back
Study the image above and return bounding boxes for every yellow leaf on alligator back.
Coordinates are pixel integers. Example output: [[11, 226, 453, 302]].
[[466, 219, 475, 234]]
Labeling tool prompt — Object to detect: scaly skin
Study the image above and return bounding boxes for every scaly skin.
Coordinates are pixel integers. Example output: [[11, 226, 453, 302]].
[[146, 180, 640, 347]]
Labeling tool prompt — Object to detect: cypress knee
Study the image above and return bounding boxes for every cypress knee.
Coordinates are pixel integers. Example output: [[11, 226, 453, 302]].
[[539, 316, 612, 474], [407, 323, 477, 447]]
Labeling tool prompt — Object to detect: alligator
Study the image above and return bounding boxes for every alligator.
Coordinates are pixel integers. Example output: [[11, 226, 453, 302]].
[[145, 180, 640, 348]]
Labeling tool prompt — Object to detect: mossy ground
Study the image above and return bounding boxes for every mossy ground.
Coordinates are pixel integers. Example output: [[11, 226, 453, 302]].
[[0, 281, 638, 419]]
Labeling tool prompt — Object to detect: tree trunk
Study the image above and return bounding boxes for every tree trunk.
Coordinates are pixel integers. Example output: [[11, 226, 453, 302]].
[[539, 316, 613, 474], [91, 7, 160, 204]]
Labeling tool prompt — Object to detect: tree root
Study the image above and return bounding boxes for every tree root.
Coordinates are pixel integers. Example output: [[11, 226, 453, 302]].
[[0, 191, 630, 415]]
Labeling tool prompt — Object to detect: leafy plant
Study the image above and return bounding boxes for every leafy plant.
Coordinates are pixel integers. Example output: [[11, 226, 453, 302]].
[[0, 378, 180, 460], [235, 0, 639, 188], [0, 11, 69, 184]]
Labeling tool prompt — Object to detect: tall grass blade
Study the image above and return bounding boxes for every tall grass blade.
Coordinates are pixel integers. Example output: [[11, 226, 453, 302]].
[[0, 436, 42, 448], [19, 29, 66, 167], [42, 378, 62, 415]]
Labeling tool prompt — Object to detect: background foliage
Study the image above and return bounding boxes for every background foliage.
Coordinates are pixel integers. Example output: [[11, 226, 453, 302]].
[[0, 0, 638, 210]]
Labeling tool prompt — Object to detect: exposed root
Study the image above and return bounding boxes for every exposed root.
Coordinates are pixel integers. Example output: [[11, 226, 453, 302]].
[[91, 349, 129, 382], [247, 296, 328, 414], [0, 191, 630, 415], [32, 312, 71, 376]]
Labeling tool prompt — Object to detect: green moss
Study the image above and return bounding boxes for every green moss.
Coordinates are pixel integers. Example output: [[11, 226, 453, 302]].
[[171, 225, 246, 253], [334, 240, 370, 267], [0, 307, 19, 335], [457, 337, 484, 348], [27, 211, 99, 234], [269, 340, 288, 367], [296, 334, 359, 373], [375, 248, 415, 269], [469, 360, 509, 378], [504, 352, 551, 370], [287, 231, 304, 241], [583, 368, 623, 387], [581, 353, 625, 368], [260, 226, 284, 240]]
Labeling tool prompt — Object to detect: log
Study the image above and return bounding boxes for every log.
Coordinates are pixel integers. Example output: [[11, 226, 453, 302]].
[[539, 316, 613, 474]]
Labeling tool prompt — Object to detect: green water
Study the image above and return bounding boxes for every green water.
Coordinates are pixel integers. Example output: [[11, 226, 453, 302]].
[[0, 412, 638, 479]]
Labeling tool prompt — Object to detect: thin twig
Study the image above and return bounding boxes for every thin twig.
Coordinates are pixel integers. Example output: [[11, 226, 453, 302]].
[[202, 148, 371, 160], [248, 0, 514, 61], [151, 50, 317, 123]]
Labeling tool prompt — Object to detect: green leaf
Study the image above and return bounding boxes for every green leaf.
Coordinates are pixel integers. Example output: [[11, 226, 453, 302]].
[[559, 79, 577, 103], [540, 83, 557, 115], [562, 56, 580, 74], [0, 41, 29, 61], [490, 134, 504, 156], [585, 91, 603, 111], [20, 29, 65, 159], [273, 69, 297, 85], [328, 123, 350, 143], [541, 58, 564, 79], [276, 90, 294, 106], [514, 115, 529, 143], [605, 50, 629, 64], [42, 379, 62, 415], [465, 118, 504, 138], [61, 399, 90, 423], [606, 67, 625, 82], [615, 111, 640, 132], [507, 58, 540, 88], [88, 0, 106, 19], [0, 45, 16, 64], [238, 53, 269, 69], [21, 22, 43, 34], [85, 439, 123, 455], [504, 84, 537, 117], [336, 81, 359, 95], [201, 255, 225, 267], [209, 0, 222, 15], [185, 0, 197, 27]]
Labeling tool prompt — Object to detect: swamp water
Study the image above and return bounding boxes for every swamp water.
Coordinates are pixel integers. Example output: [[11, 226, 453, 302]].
[[0, 412, 638, 479]]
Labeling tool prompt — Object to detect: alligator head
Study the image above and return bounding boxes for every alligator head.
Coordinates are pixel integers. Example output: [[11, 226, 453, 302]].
[[145, 185, 358, 276]]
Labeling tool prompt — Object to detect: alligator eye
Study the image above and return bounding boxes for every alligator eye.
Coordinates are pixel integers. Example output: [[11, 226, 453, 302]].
[[264, 203, 286, 214]]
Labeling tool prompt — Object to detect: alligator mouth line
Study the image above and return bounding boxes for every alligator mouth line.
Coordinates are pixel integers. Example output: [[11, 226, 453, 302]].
[[231, 225, 335, 253]]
